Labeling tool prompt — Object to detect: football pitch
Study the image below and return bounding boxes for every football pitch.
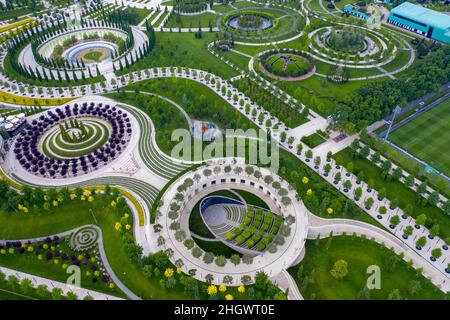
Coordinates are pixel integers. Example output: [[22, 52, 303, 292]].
[[389, 98, 450, 177]]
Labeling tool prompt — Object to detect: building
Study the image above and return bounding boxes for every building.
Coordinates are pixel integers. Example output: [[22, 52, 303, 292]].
[[388, 2, 450, 43], [343, 4, 371, 20]]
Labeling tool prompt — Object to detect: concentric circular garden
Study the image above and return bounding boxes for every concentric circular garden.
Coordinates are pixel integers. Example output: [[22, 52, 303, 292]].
[[40, 117, 111, 160], [220, 7, 301, 41], [13, 102, 133, 178], [308, 25, 397, 68], [259, 49, 315, 81]]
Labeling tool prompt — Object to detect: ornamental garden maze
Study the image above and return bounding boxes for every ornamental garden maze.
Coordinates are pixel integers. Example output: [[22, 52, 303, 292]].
[[0, 0, 448, 303]]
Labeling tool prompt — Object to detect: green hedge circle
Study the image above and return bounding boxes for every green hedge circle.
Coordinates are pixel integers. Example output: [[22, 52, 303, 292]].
[[40, 118, 110, 160]]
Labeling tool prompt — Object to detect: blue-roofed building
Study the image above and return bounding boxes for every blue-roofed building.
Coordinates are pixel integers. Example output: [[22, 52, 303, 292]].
[[388, 2, 450, 43], [343, 4, 371, 20]]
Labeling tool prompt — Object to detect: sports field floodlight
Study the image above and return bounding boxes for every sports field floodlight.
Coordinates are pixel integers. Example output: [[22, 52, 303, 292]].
[[384, 105, 402, 142]]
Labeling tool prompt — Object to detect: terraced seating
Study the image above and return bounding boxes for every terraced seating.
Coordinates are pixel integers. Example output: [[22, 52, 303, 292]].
[[224, 204, 284, 252], [210, 223, 235, 237]]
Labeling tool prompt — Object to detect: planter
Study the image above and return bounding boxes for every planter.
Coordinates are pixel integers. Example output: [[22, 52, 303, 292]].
[[389, 224, 395, 229], [376, 215, 382, 219], [428, 234, 434, 240], [430, 256, 436, 262], [416, 246, 422, 250], [414, 224, 420, 229], [402, 234, 408, 239], [443, 245, 448, 251]]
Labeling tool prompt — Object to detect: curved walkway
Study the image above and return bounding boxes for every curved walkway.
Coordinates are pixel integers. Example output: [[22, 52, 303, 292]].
[[1, 224, 139, 300]]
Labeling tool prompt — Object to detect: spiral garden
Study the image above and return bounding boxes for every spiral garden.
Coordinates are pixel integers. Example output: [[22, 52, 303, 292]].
[[13, 102, 132, 178]]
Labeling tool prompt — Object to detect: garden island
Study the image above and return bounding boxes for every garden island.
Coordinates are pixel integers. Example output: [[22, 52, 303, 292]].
[[0, 0, 449, 302]]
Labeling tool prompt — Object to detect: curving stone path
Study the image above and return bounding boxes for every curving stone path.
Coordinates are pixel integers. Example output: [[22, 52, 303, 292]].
[[0, 224, 138, 300]]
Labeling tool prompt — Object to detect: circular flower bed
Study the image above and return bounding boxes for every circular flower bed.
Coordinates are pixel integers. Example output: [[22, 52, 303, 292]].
[[220, 8, 299, 41], [225, 11, 276, 32], [40, 117, 111, 160], [258, 49, 315, 81], [13, 102, 132, 178]]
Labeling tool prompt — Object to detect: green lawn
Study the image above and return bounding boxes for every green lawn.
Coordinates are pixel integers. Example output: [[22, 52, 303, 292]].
[[288, 236, 448, 300], [83, 51, 103, 62], [106, 92, 189, 157], [233, 189, 270, 210], [334, 148, 450, 240], [301, 132, 326, 148], [165, 12, 219, 28], [389, 98, 450, 177], [117, 32, 239, 79], [0, 240, 125, 297], [0, 194, 188, 299]]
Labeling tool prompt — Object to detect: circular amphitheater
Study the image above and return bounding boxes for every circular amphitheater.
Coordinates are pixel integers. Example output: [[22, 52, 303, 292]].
[[157, 162, 309, 285]]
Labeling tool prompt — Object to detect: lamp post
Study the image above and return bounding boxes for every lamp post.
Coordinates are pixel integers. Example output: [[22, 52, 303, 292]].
[[384, 105, 401, 142]]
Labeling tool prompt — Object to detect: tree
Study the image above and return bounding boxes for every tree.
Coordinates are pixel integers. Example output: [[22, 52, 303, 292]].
[[378, 188, 387, 200], [19, 278, 33, 294], [407, 280, 421, 296], [404, 175, 415, 188], [324, 163, 332, 175], [343, 180, 352, 191], [416, 236, 427, 248], [378, 206, 387, 215], [364, 197, 374, 209], [430, 224, 440, 237], [392, 168, 402, 181], [390, 215, 400, 226], [203, 252, 215, 264], [354, 187, 362, 200], [330, 260, 348, 279], [431, 248, 442, 259], [415, 213, 427, 226], [428, 191, 439, 207], [346, 162, 354, 174], [387, 288, 402, 300], [51, 287, 63, 300], [230, 254, 241, 266], [296, 143, 303, 154], [403, 225, 413, 237], [334, 172, 341, 183], [240, 275, 252, 285], [215, 255, 227, 267], [416, 182, 427, 196], [242, 253, 253, 264]]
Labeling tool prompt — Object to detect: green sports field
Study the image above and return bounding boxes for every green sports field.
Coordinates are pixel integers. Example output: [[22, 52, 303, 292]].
[[389, 98, 450, 176]]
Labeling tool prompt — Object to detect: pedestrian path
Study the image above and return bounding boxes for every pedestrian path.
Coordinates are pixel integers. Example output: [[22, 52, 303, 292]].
[[0, 266, 123, 300]]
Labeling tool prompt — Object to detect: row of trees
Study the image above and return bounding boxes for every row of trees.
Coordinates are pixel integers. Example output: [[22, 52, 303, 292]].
[[337, 45, 450, 131], [0, 271, 88, 300]]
